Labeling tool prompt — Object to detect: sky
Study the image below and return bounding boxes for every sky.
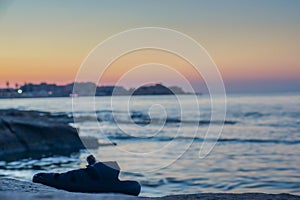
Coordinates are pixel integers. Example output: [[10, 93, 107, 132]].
[[0, 0, 299, 93]]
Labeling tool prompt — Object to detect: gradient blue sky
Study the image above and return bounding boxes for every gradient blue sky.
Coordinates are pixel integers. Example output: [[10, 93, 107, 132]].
[[0, 0, 300, 93]]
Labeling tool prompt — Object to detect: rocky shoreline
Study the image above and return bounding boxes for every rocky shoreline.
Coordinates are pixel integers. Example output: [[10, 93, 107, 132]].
[[0, 178, 299, 200], [0, 109, 86, 161]]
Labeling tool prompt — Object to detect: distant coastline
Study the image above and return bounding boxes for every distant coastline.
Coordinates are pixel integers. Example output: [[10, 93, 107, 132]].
[[0, 82, 198, 99]]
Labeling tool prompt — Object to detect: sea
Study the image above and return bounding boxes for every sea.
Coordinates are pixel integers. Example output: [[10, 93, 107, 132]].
[[0, 93, 299, 197]]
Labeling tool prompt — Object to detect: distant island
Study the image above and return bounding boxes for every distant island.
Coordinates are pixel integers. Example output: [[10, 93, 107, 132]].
[[0, 82, 195, 98]]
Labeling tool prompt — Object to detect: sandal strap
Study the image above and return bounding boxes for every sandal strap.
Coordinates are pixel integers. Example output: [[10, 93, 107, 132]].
[[92, 161, 120, 180]]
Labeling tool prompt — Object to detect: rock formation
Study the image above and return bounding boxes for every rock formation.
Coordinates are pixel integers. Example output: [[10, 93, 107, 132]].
[[0, 109, 84, 161]]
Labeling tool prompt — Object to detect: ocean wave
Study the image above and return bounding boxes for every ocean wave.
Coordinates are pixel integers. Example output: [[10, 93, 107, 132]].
[[243, 112, 266, 118], [0, 156, 79, 170], [216, 138, 300, 145], [71, 110, 237, 126], [107, 135, 300, 145], [103, 118, 237, 126], [140, 179, 168, 187], [198, 120, 237, 125]]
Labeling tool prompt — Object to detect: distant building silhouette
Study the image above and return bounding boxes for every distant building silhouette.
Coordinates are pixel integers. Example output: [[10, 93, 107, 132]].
[[0, 82, 190, 98]]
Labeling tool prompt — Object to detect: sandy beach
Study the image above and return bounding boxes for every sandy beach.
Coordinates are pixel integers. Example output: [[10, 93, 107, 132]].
[[1, 178, 299, 200]]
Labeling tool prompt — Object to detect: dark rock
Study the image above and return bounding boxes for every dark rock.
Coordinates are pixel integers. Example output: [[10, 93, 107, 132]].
[[0, 109, 73, 124], [0, 118, 27, 157], [0, 109, 85, 161]]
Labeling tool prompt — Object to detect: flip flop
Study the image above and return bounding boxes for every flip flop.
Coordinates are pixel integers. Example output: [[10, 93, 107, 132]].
[[32, 155, 141, 196]]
